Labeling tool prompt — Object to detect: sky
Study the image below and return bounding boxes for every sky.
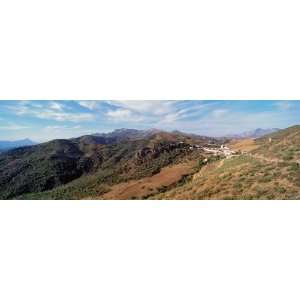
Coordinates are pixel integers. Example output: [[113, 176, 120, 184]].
[[0, 100, 299, 141]]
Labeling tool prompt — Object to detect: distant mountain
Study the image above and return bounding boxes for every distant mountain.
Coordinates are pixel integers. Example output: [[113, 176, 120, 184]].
[[92, 128, 167, 142], [227, 128, 280, 139], [93, 128, 218, 145], [0, 139, 36, 151]]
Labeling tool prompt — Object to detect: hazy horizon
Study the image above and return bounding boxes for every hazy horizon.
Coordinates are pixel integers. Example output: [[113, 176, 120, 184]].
[[0, 126, 287, 143], [0, 100, 299, 141]]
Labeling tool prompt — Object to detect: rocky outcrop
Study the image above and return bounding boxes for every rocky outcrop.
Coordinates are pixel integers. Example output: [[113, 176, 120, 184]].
[[135, 142, 192, 163]]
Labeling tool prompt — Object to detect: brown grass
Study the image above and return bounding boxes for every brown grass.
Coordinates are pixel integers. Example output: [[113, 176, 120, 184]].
[[228, 139, 259, 152], [153, 155, 300, 200], [97, 162, 196, 199]]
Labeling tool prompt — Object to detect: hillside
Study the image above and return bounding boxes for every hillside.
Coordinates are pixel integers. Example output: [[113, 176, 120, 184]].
[[0, 129, 217, 199], [253, 125, 300, 162], [152, 126, 300, 200], [1, 126, 299, 200]]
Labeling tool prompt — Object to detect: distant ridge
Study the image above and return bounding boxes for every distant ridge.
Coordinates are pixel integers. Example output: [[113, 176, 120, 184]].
[[0, 138, 36, 151], [93, 128, 153, 140], [92, 128, 217, 143], [226, 128, 280, 139]]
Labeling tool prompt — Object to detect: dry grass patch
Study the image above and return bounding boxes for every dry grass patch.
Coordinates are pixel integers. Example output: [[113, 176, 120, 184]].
[[229, 139, 259, 152], [98, 162, 196, 200]]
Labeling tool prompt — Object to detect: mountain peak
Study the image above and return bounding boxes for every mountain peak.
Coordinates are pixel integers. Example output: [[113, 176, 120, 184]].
[[227, 128, 280, 139]]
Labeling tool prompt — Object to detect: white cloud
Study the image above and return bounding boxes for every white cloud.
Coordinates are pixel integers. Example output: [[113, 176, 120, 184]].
[[211, 109, 229, 118], [49, 102, 65, 111], [44, 125, 82, 131], [44, 125, 67, 130], [38, 110, 95, 122], [158, 108, 190, 124], [15, 104, 29, 116], [106, 100, 177, 116], [106, 109, 133, 120], [13, 102, 95, 122], [78, 101, 99, 110], [6, 100, 297, 139], [104, 101, 203, 125], [22, 102, 43, 109]]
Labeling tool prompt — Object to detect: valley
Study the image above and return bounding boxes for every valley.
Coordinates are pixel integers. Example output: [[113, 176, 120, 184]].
[[1, 126, 300, 200]]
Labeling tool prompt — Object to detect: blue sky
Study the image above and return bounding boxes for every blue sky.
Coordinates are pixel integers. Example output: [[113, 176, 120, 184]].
[[0, 100, 299, 141]]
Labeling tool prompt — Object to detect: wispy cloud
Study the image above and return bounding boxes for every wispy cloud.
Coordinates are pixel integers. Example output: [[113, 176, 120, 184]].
[[275, 101, 293, 110], [103, 100, 212, 125], [44, 125, 82, 131], [1, 100, 300, 141], [38, 111, 95, 122], [49, 101, 65, 111], [105, 100, 175, 116], [0, 124, 30, 130], [211, 109, 229, 118], [106, 109, 133, 120], [13, 101, 95, 122], [78, 101, 99, 110]]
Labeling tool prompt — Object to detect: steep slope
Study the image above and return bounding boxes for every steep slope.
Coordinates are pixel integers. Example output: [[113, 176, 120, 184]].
[[0, 130, 216, 199], [153, 155, 300, 199], [0, 139, 98, 199], [253, 125, 300, 162]]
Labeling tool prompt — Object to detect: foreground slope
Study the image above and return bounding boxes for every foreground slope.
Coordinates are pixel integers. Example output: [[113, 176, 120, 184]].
[[153, 126, 300, 200]]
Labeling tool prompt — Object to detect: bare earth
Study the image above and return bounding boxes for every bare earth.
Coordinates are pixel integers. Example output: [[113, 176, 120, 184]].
[[98, 162, 196, 199]]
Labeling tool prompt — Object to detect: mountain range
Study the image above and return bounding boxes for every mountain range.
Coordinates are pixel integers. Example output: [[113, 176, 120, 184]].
[[0, 126, 299, 199], [0, 139, 36, 152], [226, 128, 280, 139], [0, 129, 218, 199]]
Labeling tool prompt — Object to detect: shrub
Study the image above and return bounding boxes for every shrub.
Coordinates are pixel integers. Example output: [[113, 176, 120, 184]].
[[259, 175, 273, 183], [233, 182, 242, 189], [283, 153, 294, 160], [276, 186, 286, 193]]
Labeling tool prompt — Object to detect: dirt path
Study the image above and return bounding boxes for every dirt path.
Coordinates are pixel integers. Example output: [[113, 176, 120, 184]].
[[247, 153, 284, 164], [98, 162, 196, 200]]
